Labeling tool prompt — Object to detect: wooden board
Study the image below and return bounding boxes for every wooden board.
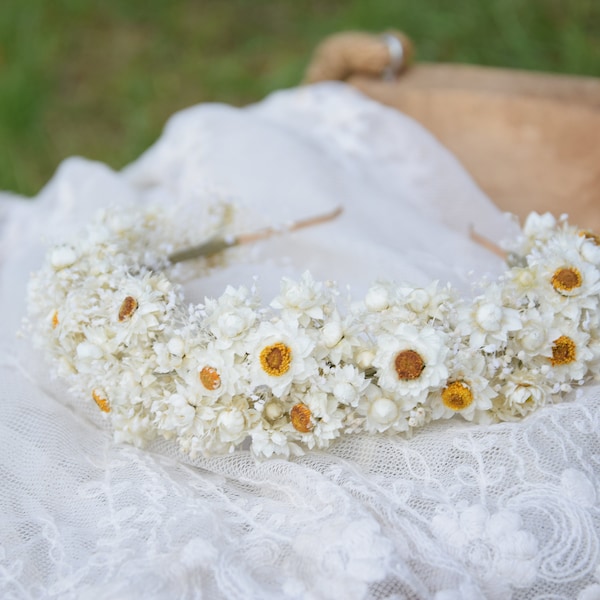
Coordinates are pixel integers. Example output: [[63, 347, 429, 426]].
[[349, 64, 600, 230]]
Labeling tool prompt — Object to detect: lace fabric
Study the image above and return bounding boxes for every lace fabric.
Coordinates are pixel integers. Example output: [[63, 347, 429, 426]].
[[2, 82, 599, 599]]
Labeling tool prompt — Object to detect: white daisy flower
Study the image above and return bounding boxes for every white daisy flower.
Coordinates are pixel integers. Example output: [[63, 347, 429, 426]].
[[153, 333, 190, 373], [530, 244, 600, 321], [401, 280, 458, 325], [247, 319, 317, 397], [506, 211, 560, 259], [353, 345, 377, 371], [493, 369, 551, 421], [271, 271, 333, 326], [319, 363, 369, 408], [372, 324, 449, 407], [316, 310, 364, 365], [357, 383, 410, 434], [502, 264, 540, 306], [510, 306, 558, 360], [180, 339, 244, 401], [460, 284, 522, 351], [109, 272, 176, 347], [179, 403, 220, 456], [152, 392, 196, 434], [284, 389, 346, 450], [537, 320, 593, 384], [249, 425, 303, 460], [215, 405, 249, 445], [203, 284, 260, 351], [260, 396, 287, 426], [111, 410, 155, 447], [431, 348, 497, 421], [361, 281, 418, 334], [523, 211, 557, 240], [197, 396, 258, 455], [364, 282, 393, 312]]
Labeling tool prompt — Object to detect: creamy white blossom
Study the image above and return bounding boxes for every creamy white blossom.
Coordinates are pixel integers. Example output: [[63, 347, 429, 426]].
[[26, 206, 600, 459], [357, 384, 411, 434], [372, 324, 449, 407], [459, 283, 522, 351], [493, 370, 551, 421], [247, 318, 318, 397], [271, 271, 335, 326]]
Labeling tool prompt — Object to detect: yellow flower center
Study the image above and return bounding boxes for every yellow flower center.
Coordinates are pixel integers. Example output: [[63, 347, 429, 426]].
[[199, 366, 221, 391], [51, 310, 59, 329], [551, 267, 582, 293], [394, 349, 425, 380], [550, 335, 577, 366], [441, 381, 474, 411], [290, 403, 313, 432], [260, 342, 292, 376], [118, 296, 138, 321], [92, 390, 111, 413]]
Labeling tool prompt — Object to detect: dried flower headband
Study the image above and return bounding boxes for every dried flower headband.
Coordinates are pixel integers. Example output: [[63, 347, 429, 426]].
[[26, 204, 600, 459]]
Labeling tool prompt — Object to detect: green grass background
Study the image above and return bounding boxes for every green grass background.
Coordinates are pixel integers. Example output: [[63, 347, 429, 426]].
[[1, 0, 599, 196]]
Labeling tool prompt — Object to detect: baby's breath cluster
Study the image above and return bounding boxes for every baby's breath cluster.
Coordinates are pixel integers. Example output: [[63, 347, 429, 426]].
[[27, 208, 600, 459]]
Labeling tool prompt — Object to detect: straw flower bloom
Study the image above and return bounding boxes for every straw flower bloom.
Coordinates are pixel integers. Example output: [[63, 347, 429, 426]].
[[25, 205, 600, 459]]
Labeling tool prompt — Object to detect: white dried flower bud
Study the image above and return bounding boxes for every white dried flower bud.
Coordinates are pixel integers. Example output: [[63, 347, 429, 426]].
[[333, 382, 356, 404], [264, 399, 284, 422], [170, 394, 195, 426], [217, 409, 246, 442], [167, 336, 185, 356], [520, 326, 546, 353], [50, 245, 77, 269], [515, 269, 535, 287], [408, 289, 429, 312], [369, 397, 398, 425], [219, 314, 246, 337], [356, 350, 375, 369], [322, 321, 343, 348], [476, 303, 503, 332], [365, 286, 389, 312], [523, 212, 556, 237]]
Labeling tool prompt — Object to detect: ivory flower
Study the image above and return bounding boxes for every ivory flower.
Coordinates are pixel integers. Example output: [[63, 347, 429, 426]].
[[26, 204, 600, 458], [372, 324, 449, 407]]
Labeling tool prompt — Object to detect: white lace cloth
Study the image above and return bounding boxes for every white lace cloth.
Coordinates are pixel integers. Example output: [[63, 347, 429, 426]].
[[2, 82, 600, 599]]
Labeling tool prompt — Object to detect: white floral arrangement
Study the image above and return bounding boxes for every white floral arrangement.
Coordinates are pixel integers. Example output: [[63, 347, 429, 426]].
[[26, 205, 600, 459]]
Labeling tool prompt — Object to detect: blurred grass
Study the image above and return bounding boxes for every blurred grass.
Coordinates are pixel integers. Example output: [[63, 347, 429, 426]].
[[0, 0, 599, 196]]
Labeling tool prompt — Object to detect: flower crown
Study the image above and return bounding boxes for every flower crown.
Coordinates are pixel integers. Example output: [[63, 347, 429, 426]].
[[26, 204, 600, 459]]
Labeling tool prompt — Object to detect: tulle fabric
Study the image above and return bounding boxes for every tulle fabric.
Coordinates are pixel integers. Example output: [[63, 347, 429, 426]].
[[2, 83, 600, 599]]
